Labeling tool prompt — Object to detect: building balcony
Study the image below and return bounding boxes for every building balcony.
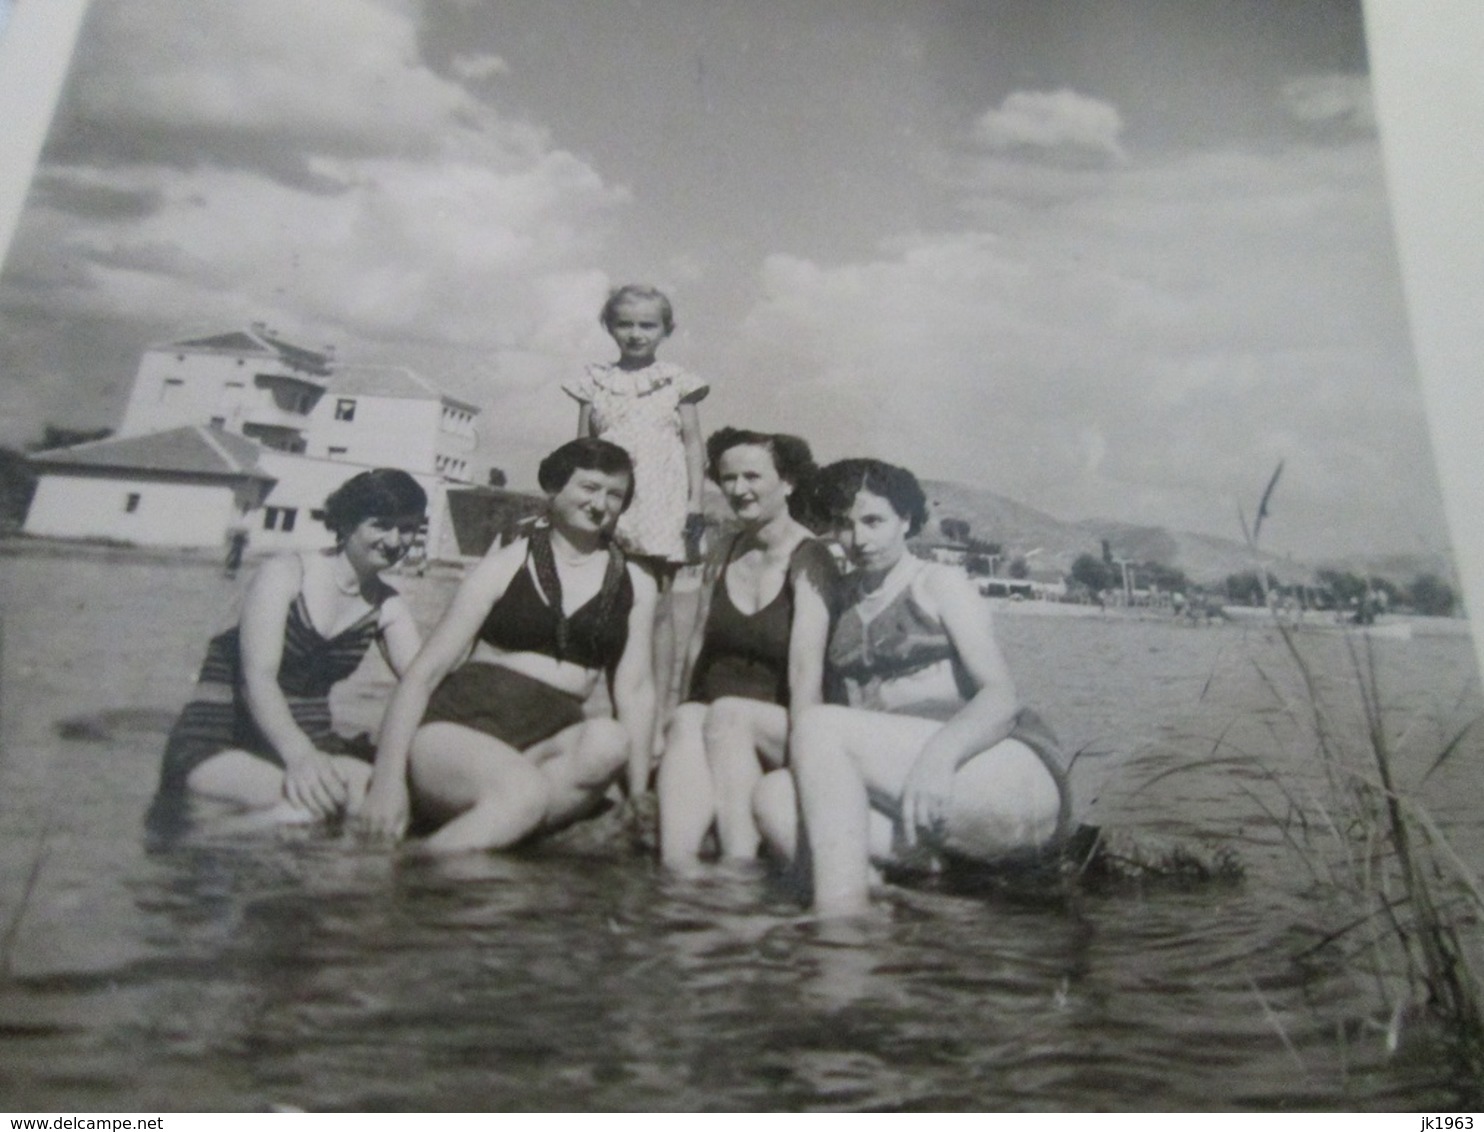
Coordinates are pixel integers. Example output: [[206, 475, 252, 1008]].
[[242, 422, 307, 454]]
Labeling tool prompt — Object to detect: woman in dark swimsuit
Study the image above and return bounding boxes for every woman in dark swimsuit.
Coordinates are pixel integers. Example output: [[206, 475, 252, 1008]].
[[356, 439, 658, 854], [656, 428, 834, 870], [149, 468, 427, 833], [754, 458, 1070, 917]]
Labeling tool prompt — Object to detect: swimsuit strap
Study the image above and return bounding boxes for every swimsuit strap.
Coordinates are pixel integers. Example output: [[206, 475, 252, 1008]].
[[290, 551, 383, 641], [527, 526, 626, 663]]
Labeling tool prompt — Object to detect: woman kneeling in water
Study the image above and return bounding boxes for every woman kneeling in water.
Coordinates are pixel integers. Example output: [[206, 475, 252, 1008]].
[[754, 458, 1071, 916], [149, 468, 427, 835], [356, 438, 657, 853]]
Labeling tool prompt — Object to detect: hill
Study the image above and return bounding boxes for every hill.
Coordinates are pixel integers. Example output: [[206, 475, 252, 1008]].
[[708, 474, 1455, 588], [919, 480, 1308, 585]]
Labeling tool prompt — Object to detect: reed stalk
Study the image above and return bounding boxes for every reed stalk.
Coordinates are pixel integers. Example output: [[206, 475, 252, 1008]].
[[1239, 463, 1484, 1086]]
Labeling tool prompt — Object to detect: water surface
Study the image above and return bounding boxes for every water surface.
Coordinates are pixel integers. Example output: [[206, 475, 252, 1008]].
[[1, 548, 1480, 1110]]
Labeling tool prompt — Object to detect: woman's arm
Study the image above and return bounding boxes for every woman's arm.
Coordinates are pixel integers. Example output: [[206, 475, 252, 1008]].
[[576, 402, 594, 440], [899, 565, 1020, 844], [612, 562, 659, 797], [355, 541, 524, 838], [237, 554, 346, 817], [378, 595, 423, 677], [784, 543, 834, 716]]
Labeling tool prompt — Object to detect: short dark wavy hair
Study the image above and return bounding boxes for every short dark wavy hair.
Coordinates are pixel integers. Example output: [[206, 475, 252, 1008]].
[[537, 437, 635, 511], [321, 468, 428, 540], [706, 427, 817, 522], [599, 283, 675, 335], [814, 458, 929, 537]]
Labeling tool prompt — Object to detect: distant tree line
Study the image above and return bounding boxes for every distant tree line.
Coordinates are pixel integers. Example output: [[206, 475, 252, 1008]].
[[1066, 553, 1458, 618], [1069, 553, 1191, 597], [871, 515, 1458, 620], [1223, 567, 1457, 617]]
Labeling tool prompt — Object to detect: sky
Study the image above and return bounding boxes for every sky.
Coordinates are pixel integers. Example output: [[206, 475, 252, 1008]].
[[0, 0, 1449, 562]]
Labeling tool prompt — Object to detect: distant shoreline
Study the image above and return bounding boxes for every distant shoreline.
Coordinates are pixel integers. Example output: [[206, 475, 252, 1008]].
[[2, 534, 1470, 635]]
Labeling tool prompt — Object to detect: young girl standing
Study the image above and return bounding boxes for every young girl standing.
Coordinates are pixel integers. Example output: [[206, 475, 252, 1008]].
[[563, 285, 707, 772]]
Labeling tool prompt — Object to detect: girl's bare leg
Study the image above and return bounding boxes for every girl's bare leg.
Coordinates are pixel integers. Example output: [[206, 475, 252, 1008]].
[[656, 703, 715, 870], [753, 768, 798, 861], [186, 750, 372, 826], [409, 723, 547, 854], [790, 705, 1062, 915], [789, 705, 878, 916], [409, 719, 629, 854], [530, 717, 631, 833], [703, 697, 786, 861]]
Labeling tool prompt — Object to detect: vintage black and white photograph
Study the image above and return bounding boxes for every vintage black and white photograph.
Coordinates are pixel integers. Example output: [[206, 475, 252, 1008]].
[[0, 0, 1480, 1112]]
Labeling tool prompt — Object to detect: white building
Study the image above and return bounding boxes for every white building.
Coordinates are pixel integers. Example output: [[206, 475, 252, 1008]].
[[115, 326, 478, 482], [116, 325, 334, 450], [26, 325, 483, 556], [303, 364, 478, 481], [24, 426, 274, 549]]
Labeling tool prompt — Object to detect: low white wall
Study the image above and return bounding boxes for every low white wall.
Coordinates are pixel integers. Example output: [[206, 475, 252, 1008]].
[[25, 473, 238, 548]]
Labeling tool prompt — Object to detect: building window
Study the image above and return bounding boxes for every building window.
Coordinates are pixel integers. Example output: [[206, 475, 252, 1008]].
[[124, 492, 141, 513], [334, 398, 356, 421], [328, 446, 348, 458], [263, 506, 298, 532], [209, 416, 225, 429], [159, 377, 184, 403]]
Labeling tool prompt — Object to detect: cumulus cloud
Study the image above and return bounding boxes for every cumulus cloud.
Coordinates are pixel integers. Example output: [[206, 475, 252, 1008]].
[[451, 53, 509, 83], [4, 0, 627, 384], [1282, 74, 1375, 131], [973, 89, 1126, 164], [68, 0, 483, 159], [729, 141, 1434, 557]]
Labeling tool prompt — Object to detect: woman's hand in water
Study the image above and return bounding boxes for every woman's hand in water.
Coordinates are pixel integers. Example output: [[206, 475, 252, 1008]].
[[900, 743, 957, 848], [281, 746, 350, 818], [353, 773, 410, 842]]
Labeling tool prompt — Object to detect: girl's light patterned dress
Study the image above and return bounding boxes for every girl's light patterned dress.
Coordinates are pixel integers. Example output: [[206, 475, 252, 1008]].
[[562, 360, 709, 564]]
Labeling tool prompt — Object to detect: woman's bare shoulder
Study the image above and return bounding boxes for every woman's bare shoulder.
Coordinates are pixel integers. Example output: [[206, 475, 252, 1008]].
[[248, 551, 307, 595], [914, 560, 978, 608]]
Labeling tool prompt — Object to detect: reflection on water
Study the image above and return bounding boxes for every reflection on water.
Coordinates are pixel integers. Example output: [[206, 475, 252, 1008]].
[[1, 550, 1480, 1109]]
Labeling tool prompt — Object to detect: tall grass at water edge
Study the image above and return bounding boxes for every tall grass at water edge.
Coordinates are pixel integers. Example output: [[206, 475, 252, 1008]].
[[1229, 463, 1484, 1090]]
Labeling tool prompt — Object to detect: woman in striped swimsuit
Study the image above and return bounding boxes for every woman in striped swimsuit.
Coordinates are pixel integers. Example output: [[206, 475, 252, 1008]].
[[754, 459, 1071, 917], [149, 469, 427, 834]]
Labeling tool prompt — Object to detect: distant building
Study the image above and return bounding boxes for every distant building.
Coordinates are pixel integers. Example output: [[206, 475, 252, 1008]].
[[25, 426, 274, 548], [304, 363, 477, 481], [918, 540, 969, 567], [117, 325, 334, 448], [26, 324, 485, 557]]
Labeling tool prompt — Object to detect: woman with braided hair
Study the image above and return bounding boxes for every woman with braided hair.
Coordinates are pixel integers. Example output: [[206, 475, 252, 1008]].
[[356, 438, 658, 853]]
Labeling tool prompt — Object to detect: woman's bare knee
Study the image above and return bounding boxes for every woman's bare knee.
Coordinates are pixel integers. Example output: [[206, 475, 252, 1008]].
[[701, 698, 753, 747], [788, 704, 851, 773], [569, 718, 630, 784]]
